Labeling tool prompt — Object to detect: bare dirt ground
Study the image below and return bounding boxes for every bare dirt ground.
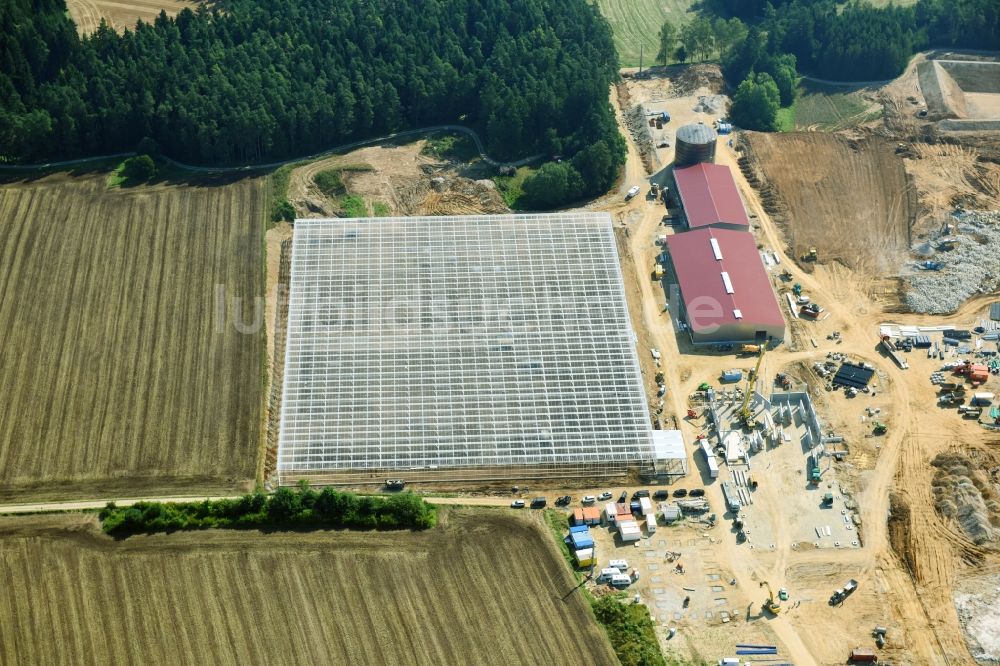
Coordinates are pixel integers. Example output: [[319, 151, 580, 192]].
[[577, 65, 1000, 665], [66, 0, 197, 34], [286, 141, 507, 220], [740, 132, 913, 279], [0, 509, 616, 666]]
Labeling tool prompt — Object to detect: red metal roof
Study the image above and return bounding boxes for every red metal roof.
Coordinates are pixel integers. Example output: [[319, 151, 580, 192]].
[[674, 163, 750, 229], [665, 228, 784, 333]]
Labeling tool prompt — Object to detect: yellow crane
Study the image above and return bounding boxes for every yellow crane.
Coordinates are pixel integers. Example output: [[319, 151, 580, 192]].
[[760, 581, 781, 615], [737, 345, 766, 427]]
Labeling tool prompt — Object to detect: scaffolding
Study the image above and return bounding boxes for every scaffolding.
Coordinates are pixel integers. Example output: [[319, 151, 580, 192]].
[[277, 214, 654, 483]]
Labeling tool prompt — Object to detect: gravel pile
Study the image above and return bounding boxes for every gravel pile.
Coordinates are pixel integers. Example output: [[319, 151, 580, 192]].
[[668, 64, 724, 98], [955, 576, 1000, 664], [905, 210, 1000, 313], [694, 94, 728, 114], [624, 104, 655, 162]]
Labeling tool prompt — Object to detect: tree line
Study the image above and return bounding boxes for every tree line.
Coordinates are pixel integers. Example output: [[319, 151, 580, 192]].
[[0, 0, 624, 206], [99, 486, 437, 534], [654, 0, 998, 131]]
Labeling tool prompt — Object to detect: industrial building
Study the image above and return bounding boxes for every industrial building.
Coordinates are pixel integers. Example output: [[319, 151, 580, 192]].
[[665, 227, 785, 345], [277, 213, 661, 484], [673, 163, 750, 231]]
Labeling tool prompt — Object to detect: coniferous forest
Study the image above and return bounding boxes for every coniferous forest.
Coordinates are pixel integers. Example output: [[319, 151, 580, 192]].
[[0, 0, 624, 191]]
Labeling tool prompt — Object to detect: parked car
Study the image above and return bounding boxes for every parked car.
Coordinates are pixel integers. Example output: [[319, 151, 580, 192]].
[[631, 489, 650, 500], [582, 495, 596, 505], [511, 500, 525, 508], [653, 490, 669, 500], [625, 185, 641, 201], [530, 497, 547, 509], [618, 491, 628, 503], [672, 488, 688, 498], [689, 489, 705, 497], [554, 495, 571, 507], [598, 492, 613, 501]]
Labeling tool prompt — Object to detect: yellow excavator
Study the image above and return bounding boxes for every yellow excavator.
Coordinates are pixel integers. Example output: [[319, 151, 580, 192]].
[[738, 345, 767, 428], [760, 581, 781, 615]]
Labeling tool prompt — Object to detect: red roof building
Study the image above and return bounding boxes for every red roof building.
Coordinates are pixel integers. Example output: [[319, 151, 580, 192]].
[[665, 227, 785, 344], [673, 163, 750, 230]]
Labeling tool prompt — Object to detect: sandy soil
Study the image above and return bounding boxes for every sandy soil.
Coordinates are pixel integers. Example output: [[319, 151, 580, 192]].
[[66, 0, 197, 34], [579, 65, 1000, 665]]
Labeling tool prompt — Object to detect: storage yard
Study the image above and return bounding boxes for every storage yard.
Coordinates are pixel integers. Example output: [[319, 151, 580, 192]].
[[0, 509, 615, 666], [0, 173, 265, 501]]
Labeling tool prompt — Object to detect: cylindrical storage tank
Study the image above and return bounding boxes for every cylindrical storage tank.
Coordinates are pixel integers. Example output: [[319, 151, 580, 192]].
[[674, 122, 717, 166]]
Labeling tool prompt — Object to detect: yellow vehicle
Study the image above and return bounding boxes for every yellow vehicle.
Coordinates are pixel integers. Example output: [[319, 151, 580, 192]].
[[738, 346, 766, 428], [740, 344, 761, 355], [653, 264, 664, 280], [760, 581, 781, 615]]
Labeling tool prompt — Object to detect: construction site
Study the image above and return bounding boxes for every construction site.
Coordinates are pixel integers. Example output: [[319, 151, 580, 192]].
[[252, 54, 1000, 665]]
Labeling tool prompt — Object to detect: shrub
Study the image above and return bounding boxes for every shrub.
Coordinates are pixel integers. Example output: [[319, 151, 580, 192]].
[[121, 155, 157, 183], [100, 486, 436, 535]]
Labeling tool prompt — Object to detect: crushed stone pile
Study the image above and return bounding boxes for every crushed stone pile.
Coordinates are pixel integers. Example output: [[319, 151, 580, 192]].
[[668, 64, 724, 98], [954, 575, 1000, 664], [624, 104, 655, 161], [931, 452, 1000, 546], [904, 210, 1000, 313], [694, 94, 728, 114]]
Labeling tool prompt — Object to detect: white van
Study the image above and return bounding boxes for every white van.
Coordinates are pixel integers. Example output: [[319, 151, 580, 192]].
[[610, 574, 632, 588], [609, 559, 629, 571]]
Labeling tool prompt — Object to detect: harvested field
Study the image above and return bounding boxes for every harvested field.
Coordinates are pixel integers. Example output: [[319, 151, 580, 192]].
[[793, 81, 882, 131], [0, 173, 264, 500], [67, 0, 198, 34], [740, 132, 912, 277], [596, 0, 697, 66], [0, 510, 616, 666]]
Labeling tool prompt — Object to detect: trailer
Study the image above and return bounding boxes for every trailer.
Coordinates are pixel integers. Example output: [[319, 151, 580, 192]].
[[972, 392, 995, 405], [700, 439, 719, 478]]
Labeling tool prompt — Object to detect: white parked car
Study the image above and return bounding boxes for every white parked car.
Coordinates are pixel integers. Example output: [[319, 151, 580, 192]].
[[510, 500, 525, 508], [582, 495, 596, 505], [598, 492, 613, 501], [625, 185, 641, 200]]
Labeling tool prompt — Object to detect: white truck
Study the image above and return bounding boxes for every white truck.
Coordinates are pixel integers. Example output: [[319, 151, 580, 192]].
[[625, 185, 641, 201]]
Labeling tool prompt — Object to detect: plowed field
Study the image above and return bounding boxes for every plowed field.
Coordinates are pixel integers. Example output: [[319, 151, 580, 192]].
[[67, 0, 197, 34], [0, 510, 615, 666], [0, 174, 265, 500], [741, 132, 912, 277]]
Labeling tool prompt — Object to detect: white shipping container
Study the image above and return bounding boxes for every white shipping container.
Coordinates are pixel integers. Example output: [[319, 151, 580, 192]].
[[646, 515, 658, 533], [972, 392, 995, 405], [639, 497, 654, 516], [619, 520, 641, 542], [604, 503, 618, 523]]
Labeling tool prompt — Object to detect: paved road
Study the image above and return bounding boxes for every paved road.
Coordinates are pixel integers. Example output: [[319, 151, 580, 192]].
[[0, 125, 542, 173]]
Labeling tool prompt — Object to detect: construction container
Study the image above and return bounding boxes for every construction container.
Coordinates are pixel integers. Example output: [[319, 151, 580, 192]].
[[610, 573, 632, 588], [581, 506, 601, 525], [604, 503, 618, 524], [574, 548, 595, 567], [700, 439, 719, 478], [646, 515, 658, 533], [639, 497, 655, 516], [609, 559, 629, 571], [661, 504, 681, 523], [972, 392, 995, 405], [618, 520, 641, 542], [674, 123, 717, 166], [570, 531, 594, 550], [849, 647, 878, 662], [571, 508, 584, 525], [721, 369, 743, 382]]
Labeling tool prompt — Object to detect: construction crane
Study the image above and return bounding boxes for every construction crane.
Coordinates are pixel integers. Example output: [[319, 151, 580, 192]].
[[738, 345, 767, 428], [760, 581, 781, 614]]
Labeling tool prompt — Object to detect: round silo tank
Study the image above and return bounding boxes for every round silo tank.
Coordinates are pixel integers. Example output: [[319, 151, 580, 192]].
[[674, 122, 717, 166]]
